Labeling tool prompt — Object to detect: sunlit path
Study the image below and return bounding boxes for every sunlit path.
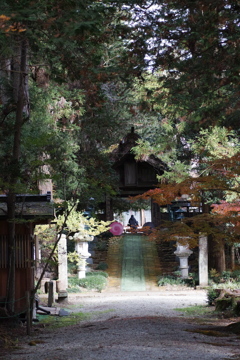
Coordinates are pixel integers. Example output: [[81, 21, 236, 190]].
[[107, 233, 161, 291], [121, 234, 146, 291]]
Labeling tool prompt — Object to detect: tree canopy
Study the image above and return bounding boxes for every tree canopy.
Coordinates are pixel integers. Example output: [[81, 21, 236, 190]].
[[0, 0, 240, 312]]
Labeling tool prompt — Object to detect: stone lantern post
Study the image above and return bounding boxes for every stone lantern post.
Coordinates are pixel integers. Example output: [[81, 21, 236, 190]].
[[174, 240, 193, 279], [71, 230, 94, 279]]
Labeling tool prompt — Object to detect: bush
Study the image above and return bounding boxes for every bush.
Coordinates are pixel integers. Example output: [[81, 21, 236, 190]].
[[184, 272, 199, 287], [221, 271, 232, 282], [68, 276, 81, 287], [95, 240, 109, 251], [86, 271, 108, 278], [96, 262, 108, 270], [78, 274, 107, 292], [158, 275, 185, 287], [207, 288, 219, 305], [158, 272, 198, 287], [232, 269, 240, 281], [209, 269, 221, 284], [67, 276, 82, 293], [67, 273, 108, 292], [68, 262, 78, 275], [208, 269, 240, 285]]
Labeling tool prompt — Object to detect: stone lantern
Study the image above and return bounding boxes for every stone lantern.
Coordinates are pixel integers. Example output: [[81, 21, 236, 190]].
[[174, 240, 193, 279], [71, 230, 94, 279]]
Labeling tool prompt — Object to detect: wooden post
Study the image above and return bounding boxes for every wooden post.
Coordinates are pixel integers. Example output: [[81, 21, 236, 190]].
[[48, 281, 54, 307], [26, 291, 31, 336]]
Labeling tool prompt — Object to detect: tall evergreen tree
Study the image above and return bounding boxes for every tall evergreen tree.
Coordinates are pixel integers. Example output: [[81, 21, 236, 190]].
[[0, 0, 138, 314]]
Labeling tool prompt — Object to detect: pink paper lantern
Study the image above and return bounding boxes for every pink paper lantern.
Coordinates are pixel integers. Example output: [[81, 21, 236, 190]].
[[109, 221, 123, 236]]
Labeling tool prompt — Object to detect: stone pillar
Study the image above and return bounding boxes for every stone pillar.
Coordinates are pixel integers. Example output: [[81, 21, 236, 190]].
[[199, 233, 208, 286], [140, 209, 145, 227], [174, 242, 193, 279], [57, 233, 68, 291]]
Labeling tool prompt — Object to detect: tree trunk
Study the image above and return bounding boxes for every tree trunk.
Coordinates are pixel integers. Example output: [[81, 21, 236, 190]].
[[6, 193, 16, 315], [202, 198, 226, 274], [231, 246, 235, 271], [208, 235, 226, 274], [6, 36, 29, 315]]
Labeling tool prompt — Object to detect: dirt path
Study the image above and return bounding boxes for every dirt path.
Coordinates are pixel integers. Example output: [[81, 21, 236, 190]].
[[2, 236, 240, 359], [2, 290, 240, 360]]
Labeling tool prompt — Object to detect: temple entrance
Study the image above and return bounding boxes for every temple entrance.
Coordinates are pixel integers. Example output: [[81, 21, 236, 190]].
[[105, 128, 167, 227]]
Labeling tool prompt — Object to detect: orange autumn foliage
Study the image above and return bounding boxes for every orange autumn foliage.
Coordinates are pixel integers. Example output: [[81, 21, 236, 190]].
[[131, 152, 240, 247], [0, 14, 26, 33]]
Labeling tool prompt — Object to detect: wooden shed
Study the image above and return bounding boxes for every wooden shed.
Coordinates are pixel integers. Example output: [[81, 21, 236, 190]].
[[0, 192, 54, 315]]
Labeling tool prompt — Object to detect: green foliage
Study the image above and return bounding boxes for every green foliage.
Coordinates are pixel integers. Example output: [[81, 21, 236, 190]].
[[86, 271, 108, 278], [112, 197, 151, 215], [96, 262, 108, 271], [207, 288, 219, 306], [78, 274, 107, 292], [67, 251, 82, 266], [185, 273, 199, 288], [68, 276, 81, 287], [69, 273, 107, 292], [209, 268, 221, 284], [125, 5, 240, 249], [38, 311, 90, 328], [129, 1, 240, 128], [57, 201, 111, 236], [158, 272, 198, 288], [67, 262, 78, 275], [68, 273, 108, 292], [175, 305, 212, 317], [221, 271, 232, 282], [34, 224, 59, 275], [232, 270, 240, 282], [207, 269, 240, 305], [94, 240, 109, 251], [190, 127, 239, 160], [209, 269, 240, 287], [158, 274, 185, 287]]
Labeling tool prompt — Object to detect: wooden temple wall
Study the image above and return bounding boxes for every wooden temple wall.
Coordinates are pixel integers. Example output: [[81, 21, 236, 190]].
[[0, 222, 34, 314]]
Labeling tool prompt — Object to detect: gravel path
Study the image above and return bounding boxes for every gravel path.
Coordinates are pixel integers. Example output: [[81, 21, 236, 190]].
[[2, 289, 240, 360]]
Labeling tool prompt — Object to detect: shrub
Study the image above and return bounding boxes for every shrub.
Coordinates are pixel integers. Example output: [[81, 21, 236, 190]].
[[67, 276, 82, 293], [68, 276, 80, 287], [96, 262, 108, 270], [86, 271, 108, 278], [95, 240, 108, 251], [78, 274, 107, 292], [221, 271, 232, 282], [158, 275, 185, 287], [209, 269, 240, 285], [207, 288, 219, 306], [67, 273, 108, 292], [184, 272, 199, 287], [67, 286, 82, 293], [68, 262, 78, 275], [232, 269, 240, 281], [158, 272, 198, 287], [209, 269, 221, 284]]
